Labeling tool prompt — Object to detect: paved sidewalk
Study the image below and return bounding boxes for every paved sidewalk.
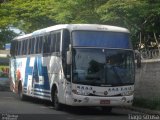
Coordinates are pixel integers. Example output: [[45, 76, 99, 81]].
[[124, 106, 160, 115]]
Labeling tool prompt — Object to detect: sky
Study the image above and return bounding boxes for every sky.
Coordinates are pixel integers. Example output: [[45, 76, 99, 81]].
[[9, 27, 25, 35]]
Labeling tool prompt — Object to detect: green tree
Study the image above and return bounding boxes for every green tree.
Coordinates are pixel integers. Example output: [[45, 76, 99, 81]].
[[6, 0, 57, 33], [97, 0, 160, 49], [52, 0, 106, 24], [0, 0, 160, 50], [0, 29, 17, 49]]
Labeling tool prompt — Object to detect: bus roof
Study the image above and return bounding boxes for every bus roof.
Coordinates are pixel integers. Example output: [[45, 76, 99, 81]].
[[33, 24, 129, 35], [13, 33, 32, 41], [13, 24, 130, 40]]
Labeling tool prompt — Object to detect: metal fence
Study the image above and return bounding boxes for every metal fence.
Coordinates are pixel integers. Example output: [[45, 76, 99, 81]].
[[140, 49, 160, 59]]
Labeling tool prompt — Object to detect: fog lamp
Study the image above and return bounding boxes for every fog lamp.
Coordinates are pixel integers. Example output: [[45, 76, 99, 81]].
[[121, 97, 126, 102]]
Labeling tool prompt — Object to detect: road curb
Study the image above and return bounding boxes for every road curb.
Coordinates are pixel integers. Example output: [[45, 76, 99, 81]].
[[123, 106, 160, 115]]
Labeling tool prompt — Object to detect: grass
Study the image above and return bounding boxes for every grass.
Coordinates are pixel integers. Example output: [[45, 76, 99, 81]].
[[133, 98, 160, 110]]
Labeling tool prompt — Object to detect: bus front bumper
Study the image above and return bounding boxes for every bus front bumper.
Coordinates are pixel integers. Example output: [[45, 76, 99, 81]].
[[66, 94, 133, 106]]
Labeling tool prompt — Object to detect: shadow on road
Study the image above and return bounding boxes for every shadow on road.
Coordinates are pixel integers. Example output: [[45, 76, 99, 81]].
[[21, 96, 126, 116], [0, 85, 10, 91], [62, 106, 127, 116]]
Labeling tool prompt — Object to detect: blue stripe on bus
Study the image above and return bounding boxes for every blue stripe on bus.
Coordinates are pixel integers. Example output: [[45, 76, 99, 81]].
[[33, 89, 51, 94], [33, 93, 50, 98], [23, 89, 27, 93], [23, 87, 27, 90], [24, 57, 33, 88], [24, 56, 50, 91]]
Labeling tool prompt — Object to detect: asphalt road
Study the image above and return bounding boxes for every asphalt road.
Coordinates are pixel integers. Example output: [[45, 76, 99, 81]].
[[0, 91, 141, 120]]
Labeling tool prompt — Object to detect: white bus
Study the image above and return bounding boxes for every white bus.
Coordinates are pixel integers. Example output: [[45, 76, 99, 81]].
[[10, 24, 135, 112]]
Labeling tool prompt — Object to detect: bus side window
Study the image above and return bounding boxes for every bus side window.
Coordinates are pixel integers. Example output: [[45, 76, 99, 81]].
[[43, 35, 47, 54], [62, 29, 70, 52], [31, 38, 36, 54], [50, 31, 61, 53], [22, 40, 25, 55], [50, 33, 56, 53], [21, 41, 23, 55], [35, 37, 39, 54], [39, 36, 43, 53], [61, 29, 70, 80], [24, 39, 28, 55], [25, 39, 29, 55], [20, 41, 23, 55], [17, 41, 21, 55], [43, 34, 51, 54], [28, 39, 32, 54], [55, 32, 60, 52]]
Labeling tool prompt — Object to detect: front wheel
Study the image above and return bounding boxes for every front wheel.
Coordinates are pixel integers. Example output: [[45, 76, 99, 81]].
[[18, 83, 26, 101], [53, 89, 62, 110]]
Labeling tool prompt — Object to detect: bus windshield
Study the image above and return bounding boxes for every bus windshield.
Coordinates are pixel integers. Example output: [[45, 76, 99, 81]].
[[72, 49, 135, 86], [72, 31, 132, 49]]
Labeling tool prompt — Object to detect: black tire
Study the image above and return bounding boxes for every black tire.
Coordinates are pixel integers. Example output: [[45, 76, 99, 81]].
[[101, 107, 112, 113], [18, 83, 26, 101], [53, 89, 62, 110]]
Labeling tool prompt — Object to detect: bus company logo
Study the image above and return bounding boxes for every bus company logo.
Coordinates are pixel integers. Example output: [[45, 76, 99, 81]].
[[24, 57, 50, 90], [108, 86, 133, 92], [76, 86, 93, 90]]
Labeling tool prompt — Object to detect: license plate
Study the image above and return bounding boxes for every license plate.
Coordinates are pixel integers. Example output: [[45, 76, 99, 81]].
[[100, 100, 110, 104]]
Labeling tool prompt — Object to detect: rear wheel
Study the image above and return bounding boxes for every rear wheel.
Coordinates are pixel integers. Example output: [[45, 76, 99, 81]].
[[18, 82, 26, 100], [53, 89, 62, 110]]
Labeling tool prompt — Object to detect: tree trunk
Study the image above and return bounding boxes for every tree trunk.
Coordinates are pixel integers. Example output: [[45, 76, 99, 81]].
[[153, 32, 160, 55]]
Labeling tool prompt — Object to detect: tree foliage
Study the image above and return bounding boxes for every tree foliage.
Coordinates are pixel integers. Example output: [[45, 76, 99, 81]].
[[0, 29, 17, 49], [0, 0, 160, 49], [97, 0, 160, 49]]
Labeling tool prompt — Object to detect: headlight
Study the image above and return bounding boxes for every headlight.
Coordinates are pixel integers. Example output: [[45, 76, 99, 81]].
[[72, 89, 89, 95], [121, 91, 134, 96]]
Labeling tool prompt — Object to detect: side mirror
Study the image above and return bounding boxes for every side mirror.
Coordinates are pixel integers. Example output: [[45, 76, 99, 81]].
[[67, 51, 71, 65]]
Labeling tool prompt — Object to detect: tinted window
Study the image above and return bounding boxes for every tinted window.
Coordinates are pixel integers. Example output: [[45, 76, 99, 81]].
[[31, 38, 35, 54], [22, 40, 25, 55], [43, 34, 51, 54], [24, 39, 28, 55], [50, 31, 61, 53], [72, 31, 131, 49], [28, 39, 32, 54], [38, 36, 43, 53], [56, 32, 60, 52], [50, 33, 56, 52], [35, 37, 39, 54], [17, 41, 22, 55]]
